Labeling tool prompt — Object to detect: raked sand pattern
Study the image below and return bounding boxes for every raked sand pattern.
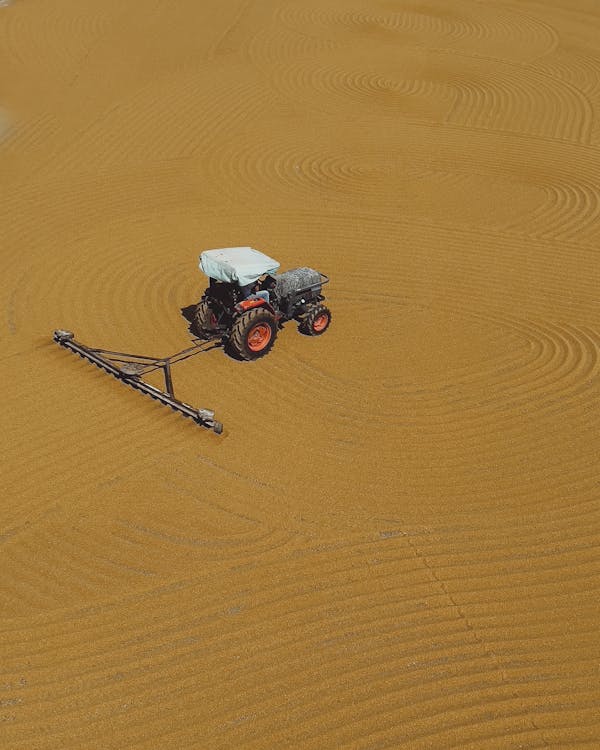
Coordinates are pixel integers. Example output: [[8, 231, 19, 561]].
[[1, 1, 600, 747]]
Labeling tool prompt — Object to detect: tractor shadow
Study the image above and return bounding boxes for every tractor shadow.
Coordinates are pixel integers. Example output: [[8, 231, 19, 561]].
[[180, 304, 196, 325]]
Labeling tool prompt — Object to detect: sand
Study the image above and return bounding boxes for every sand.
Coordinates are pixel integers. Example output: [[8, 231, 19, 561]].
[[1, 0, 599, 747]]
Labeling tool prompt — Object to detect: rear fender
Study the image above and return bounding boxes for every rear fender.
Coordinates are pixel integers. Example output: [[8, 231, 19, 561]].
[[235, 298, 276, 315]]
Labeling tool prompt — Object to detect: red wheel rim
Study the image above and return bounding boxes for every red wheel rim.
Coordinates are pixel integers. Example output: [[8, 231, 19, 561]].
[[313, 313, 329, 332], [247, 323, 272, 351]]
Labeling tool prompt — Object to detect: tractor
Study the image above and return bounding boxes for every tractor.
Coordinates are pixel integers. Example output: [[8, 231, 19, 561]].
[[52, 247, 331, 433], [192, 246, 331, 360]]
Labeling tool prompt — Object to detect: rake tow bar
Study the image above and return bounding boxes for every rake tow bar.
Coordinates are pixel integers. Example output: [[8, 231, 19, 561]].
[[53, 330, 223, 434]]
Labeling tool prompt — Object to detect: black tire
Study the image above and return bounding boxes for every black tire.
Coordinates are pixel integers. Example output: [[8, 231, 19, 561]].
[[299, 305, 332, 336], [192, 299, 218, 338], [229, 308, 277, 360]]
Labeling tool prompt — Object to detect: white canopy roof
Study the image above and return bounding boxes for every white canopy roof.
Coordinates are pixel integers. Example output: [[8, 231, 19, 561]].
[[199, 247, 280, 286]]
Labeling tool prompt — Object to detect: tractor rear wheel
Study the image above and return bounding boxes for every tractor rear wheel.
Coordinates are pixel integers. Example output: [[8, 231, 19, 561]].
[[229, 308, 277, 360], [300, 305, 332, 336], [192, 299, 218, 338]]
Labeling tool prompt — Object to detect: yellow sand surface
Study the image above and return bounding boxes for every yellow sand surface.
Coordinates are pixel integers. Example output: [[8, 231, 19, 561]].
[[1, 1, 599, 747]]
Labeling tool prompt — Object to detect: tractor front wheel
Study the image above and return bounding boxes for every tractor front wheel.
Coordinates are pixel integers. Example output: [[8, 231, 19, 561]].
[[229, 308, 278, 360], [300, 305, 332, 336], [192, 299, 218, 338]]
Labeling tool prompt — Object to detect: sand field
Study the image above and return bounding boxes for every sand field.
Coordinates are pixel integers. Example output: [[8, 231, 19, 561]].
[[1, 0, 600, 747]]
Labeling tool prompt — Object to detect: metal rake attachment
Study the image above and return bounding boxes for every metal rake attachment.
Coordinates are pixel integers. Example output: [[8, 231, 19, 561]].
[[53, 330, 223, 433]]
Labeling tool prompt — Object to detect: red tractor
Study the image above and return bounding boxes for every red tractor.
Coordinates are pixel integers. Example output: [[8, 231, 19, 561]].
[[193, 246, 331, 360]]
